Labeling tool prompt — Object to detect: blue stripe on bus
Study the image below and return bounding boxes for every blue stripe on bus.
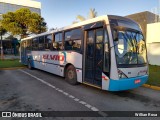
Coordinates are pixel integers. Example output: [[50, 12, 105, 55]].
[[109, 75, 148, 91], [31, 60, 35, 68]]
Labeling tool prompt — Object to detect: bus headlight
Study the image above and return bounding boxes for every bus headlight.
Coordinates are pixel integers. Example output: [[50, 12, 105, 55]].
[[118, 70, 128, 79]]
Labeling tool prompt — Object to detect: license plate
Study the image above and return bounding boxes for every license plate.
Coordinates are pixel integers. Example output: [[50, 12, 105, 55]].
[[135, 79, 141, 84]]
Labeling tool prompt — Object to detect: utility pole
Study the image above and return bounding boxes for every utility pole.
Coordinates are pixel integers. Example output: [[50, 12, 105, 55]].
[[0, 31, 4, 60], [0, 21, 6, 60]]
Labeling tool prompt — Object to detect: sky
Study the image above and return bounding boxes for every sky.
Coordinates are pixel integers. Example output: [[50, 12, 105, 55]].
[[36, 0, 159, 29]]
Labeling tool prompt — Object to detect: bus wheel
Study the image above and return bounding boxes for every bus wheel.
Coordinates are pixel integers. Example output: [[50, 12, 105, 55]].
[[65, 65, 78, 85], [28, 59, 33, 70]]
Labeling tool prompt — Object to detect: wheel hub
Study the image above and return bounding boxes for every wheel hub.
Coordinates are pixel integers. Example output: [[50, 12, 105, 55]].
[[68, 70, 74, 79]]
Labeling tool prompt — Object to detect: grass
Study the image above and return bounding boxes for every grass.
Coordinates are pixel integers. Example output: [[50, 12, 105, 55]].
[[146, 65, 160, 87], [0, 59, 25, 68]]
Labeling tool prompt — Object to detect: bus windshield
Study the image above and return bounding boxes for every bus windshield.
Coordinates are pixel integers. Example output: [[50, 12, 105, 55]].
[[114, 30, 147, 67]]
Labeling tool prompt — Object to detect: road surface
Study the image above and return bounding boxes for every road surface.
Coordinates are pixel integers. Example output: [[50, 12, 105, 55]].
[[0, 68, 160, 120]]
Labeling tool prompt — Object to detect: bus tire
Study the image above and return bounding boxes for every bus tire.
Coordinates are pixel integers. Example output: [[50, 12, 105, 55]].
[[65, 65, 78, 85], [28, 59, 33, 70]]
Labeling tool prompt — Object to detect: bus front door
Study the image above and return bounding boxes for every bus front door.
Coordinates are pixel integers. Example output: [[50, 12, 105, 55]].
[[84, 28, 104, 87]]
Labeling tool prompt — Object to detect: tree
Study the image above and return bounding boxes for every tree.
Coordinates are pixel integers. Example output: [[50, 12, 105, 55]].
[[1, 8, 47, 39], [49, 27, 56, 31], [0, 21, 7, 59], [74, 8, 98, 23], [0, 21, 7, 36], [88, 8, 97, 19], [76, 15, 86, 21]]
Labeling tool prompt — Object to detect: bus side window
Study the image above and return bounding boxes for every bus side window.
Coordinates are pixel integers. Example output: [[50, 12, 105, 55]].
[[64, 28, 82, 51], [26, 39, 32, 51], [32, 37, 39, 51], [39, 36, 45, 50], [45, 34, 52, 50], [104, 30, 110, 73], [54, 33, 63, 50]]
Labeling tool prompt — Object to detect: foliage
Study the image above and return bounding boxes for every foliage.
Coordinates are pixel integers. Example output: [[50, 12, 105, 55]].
[[73, 8, 98, 23], [1, 8, 47, 38], [49, 28, 56, 31], [0, 21, 7, 35], [76, 15, 86, 21], [88, 8, 98, 19], [146, 65, 160, 87]]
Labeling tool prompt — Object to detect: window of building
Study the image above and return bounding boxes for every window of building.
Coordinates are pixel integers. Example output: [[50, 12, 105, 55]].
[[64, 28, 82, 51]]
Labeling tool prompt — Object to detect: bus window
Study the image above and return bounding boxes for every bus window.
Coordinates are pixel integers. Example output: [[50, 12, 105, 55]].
[[71, 28, 82, 40], [53, 33, 63, 50], [72, 40, 81, 51], [26, 39, 32, 50], [64, 28, 82, 51], [45, 34, 52, 50], [95, 28, 103, 80], [104, 29, 109, 73], [21, 41, 26, 49], [32, 37, 39, 51], [39, 36, 45, 50]]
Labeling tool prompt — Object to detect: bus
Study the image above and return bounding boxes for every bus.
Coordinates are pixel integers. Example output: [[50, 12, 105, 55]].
[[20, 15, 148, 91]]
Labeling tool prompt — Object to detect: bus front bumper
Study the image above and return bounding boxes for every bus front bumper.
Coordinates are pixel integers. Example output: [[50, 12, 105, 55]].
[[109, 75, 148, 91]]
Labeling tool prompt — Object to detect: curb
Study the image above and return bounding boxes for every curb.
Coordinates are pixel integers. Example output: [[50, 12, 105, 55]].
[[143, 84, 160, 91], [0, 67, 26, 70]]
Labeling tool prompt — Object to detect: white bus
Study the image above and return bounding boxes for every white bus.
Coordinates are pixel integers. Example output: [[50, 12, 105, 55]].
[[21, 15, 148, 91]]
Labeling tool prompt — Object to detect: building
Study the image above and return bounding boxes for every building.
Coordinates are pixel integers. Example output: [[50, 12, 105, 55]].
[[0, 0, 41, 55], [146, 23, 160, 66], [125, 11, 159, 39], [0, 0, 41, 19], [126, 11, 160, 66]]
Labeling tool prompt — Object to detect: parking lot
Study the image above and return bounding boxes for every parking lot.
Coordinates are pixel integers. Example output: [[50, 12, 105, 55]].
[[0, 68, 160, 120]]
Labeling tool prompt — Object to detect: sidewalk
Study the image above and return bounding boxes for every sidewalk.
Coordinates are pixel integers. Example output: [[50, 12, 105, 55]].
[[3, 55, 20, 59]]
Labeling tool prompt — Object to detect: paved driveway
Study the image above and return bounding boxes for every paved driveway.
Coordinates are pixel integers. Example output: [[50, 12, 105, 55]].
[[0, 69, 160, 120]]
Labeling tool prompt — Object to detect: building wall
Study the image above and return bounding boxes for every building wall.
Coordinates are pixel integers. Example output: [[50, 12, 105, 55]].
[[126, 11, 158, 39], [0, 0, 41, 9], [146, 23, 160, 66], [0, 0, 41, 15], [0, 0, 41, 55]]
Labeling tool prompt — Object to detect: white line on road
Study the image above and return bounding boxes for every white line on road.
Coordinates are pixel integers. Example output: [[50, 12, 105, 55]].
[[19, 69, 101, 113]]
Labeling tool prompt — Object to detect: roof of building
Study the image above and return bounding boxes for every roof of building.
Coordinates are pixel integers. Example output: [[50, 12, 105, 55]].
[[0, 0, 41, 9], [125, 11, 158, 17]]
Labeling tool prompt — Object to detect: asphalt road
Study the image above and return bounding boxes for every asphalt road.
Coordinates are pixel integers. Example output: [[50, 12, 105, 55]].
[[0, 68, 160, 120]]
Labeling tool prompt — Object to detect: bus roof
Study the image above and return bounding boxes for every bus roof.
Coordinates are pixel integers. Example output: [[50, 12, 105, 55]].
[[21, 15, 109, 41], [52, 15, 109, 32], [21, 15, 140, 41]]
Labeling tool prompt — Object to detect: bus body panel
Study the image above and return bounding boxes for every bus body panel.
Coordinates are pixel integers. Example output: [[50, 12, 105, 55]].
[[106, 25, 119, 80], [28, 51, 83, 81], [118, 66, 148, 78], [102, 73, 110, 90], [76, 68, 83, 83], [109, 75, 148, 91]]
